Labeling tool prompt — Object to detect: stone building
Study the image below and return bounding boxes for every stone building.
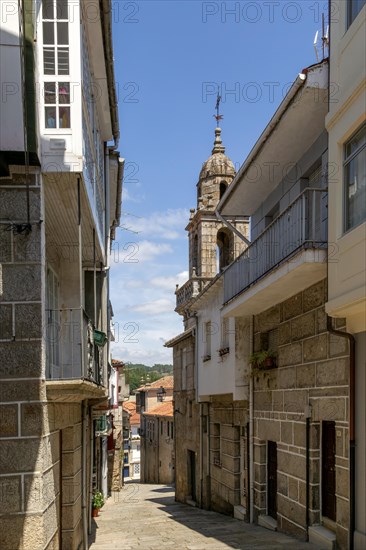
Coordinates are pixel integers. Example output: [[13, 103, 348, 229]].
[[219, 60, 352, 549], [140, 401, 175, 484], [165, 330, 198, 504], [170, 56, 356, 549], [325, 2, 366, 548], [0, 2, 123, 549], [135, 375, 174, 414]]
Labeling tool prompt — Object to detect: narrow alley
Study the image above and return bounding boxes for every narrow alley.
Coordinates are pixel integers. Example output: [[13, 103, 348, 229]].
[[89, 483, 319, 550]]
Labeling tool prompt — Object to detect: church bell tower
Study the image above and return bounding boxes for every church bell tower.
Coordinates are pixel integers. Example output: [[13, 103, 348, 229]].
[[175, 121, 249, 323]]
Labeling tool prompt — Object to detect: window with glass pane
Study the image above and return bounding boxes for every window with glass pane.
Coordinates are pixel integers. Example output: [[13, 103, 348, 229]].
[[344, 124, 366, 231], [44, 82, 70, 128], [42, 0, 69, 79], [348, 0, 366, 28]]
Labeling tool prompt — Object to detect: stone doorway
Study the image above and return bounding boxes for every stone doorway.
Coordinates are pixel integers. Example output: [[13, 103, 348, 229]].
[[267, 441, 277, 519], [322, 421, 336, 521]]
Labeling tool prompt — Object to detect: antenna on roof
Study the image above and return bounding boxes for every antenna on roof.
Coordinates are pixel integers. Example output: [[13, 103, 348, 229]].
[[313, 13, 329, 62], [313, 30, 319, 62]]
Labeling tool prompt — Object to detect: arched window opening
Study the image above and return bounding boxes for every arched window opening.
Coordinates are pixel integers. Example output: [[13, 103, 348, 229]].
[[220, 181, 228, 199], [217, 229, 234, 272], [192, 234, 199, 274]]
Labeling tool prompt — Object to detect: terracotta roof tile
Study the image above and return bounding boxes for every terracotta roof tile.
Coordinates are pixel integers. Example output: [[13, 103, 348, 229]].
[[136, 375, 173, 392], [123, 401, 136, 413], [143, 401, 174, 417]]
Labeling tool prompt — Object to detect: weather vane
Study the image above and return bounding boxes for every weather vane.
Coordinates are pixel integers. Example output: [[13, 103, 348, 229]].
[[213, 91, 223, 125]]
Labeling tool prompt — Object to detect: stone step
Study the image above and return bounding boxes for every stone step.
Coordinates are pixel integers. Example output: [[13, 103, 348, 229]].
[[308, 525, 336, 549], [258, 515, 278, 531], [233, 505, 246, 521]]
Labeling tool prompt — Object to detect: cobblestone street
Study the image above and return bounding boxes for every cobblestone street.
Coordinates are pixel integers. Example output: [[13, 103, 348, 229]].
[[89, 482, 319, 550]]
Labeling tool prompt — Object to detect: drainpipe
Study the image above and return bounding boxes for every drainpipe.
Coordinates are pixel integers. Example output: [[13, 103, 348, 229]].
[[88, 414, 94, 535], [327, 315, 355, 549], [77, 178, 85, 377], [305, 401, 312, 540], [207, 402, 211, 508], [199, 402, 203, 507], [82, 400, 88, 549], [249, 316, 254, 523]]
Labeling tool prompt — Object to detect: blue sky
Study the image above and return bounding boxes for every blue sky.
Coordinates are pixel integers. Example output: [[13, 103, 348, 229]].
[[109, 0, 327, 365]]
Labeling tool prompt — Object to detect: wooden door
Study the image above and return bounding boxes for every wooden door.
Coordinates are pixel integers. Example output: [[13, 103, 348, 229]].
[[267, 441, 277, 519], [322, 421, 336, 520], [188, 450, 196, 502]]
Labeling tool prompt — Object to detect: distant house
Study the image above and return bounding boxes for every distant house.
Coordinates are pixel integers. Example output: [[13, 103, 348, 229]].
[[135, 375, 174, 413], [141, 401, 175, 484], [123, 400, 141, 479]]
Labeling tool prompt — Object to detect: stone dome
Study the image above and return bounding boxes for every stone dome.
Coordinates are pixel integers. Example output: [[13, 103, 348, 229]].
[[199, 127, 236, 181]]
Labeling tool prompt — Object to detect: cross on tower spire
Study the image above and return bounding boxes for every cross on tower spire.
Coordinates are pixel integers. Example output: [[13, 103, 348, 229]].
[[213, 91, 223, 126]]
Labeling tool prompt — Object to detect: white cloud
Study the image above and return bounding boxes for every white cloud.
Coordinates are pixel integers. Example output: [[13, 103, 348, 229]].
[[137, 241, 173, 262], [124, 279, 144, 289], [121, 208, 189, 240], [112, 240, 173, 265], [150, 271, 188, 291], [122, 187, 144, 204], [134, 298, 174, 315]]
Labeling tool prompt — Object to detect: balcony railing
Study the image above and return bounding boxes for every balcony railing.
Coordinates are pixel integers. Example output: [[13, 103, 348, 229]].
[[224, 188, 328, 304], [46, 307, 104, 385], [175, 276, 212, 312]]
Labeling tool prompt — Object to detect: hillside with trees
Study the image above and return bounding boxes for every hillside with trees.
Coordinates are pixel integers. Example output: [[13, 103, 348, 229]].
[[124, 363, 173, 393]]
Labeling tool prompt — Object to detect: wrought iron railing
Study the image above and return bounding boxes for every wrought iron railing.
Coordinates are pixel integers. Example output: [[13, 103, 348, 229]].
[[46, 307, 104, 384], [224, 188, 328, 304]]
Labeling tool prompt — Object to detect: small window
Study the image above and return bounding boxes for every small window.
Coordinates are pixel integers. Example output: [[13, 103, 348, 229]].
[[213, 423, 221, 466], [160, 421, 163, 435], [181, 348, 187, 390], [344, 124, 366, 231], [171, 422, 174, 439], [347, 0, 366, 28], [221, 317, 230, 350], [192, 234, 198, 274], [220, 181, 228, 199], [45, 82, 70, 128], [204, 322, 212, 361], [167, 421, 170, 437]]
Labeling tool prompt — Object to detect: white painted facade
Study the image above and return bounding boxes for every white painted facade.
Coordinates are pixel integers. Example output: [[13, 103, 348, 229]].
[[325, 2, 366, 547], [0, 5, 25, 151], [325, 1, 366, 334], [196, 280, 250, 402]]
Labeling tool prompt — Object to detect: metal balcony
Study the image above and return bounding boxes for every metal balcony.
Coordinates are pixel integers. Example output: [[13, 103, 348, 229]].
[[224, 188, 328, 305], [46, 307, 105, 387]]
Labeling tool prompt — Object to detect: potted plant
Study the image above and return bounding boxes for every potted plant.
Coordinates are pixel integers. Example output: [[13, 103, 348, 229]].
[[261, 349, 277, 368], [249, 350, 277, 369], [249, 351, 262, 368], [92, 491, 104, 517]]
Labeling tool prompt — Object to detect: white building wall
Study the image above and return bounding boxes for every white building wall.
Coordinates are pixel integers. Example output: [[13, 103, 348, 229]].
[[0, 6, 24, 151], [325, 1, 366, 333], [197, 283, 249, 401]]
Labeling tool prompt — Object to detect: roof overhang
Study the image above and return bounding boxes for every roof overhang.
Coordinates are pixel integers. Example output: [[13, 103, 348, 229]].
[[83, 0, 119, 145], [164, 328, 194, 348], [218, 61, 328, 217]]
